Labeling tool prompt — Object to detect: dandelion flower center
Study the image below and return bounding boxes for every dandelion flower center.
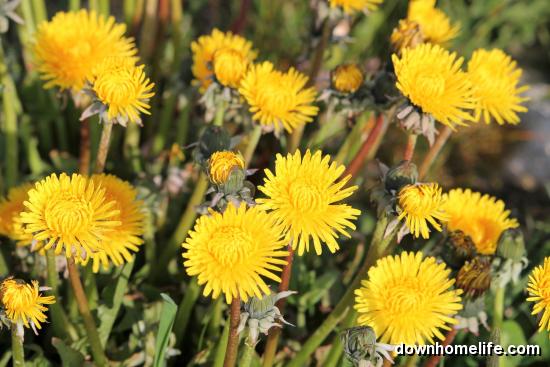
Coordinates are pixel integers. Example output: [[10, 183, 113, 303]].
[[213, 48, 249, 88], [208, 226, 254, 266], [209, 151, 245, 185], [45, 197, 93, 235], [288, 179, 325, 213]]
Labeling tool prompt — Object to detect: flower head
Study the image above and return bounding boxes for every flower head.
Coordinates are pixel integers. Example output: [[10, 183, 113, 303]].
[[182, 203, 288, 304], [442, 188, 518, 255], [332, 64, 364, 94], [354, 251, 463, 345], [239, 62, 319, 133], [208, 151, 245, 185], [18, 173, 120, 261], [0, 277, 55, 334], [78, 174, 145, 272], [191, 28, 257, 92], [392, 43, 474, 127], [329, 0, 383, 14], [33, 10, 136, 91], [88, 56, 155, 125], [390, 19, 424, 52], [467, 49, 528, 125], [397, 183, 448, 239], [0, 183, 33, 240], [526, 257, 550, 336], [257, 150, 361, 255], [407, 0, 459, 45], [213, 48, 250, 88]]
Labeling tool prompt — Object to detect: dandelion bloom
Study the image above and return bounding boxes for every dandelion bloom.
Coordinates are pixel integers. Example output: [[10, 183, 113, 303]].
[[329, 0, 383, 14], [392, 43, 475, 127], [467, 49, 528, 125], [355, 252, 463, 345], [407, 0, 459, 45], [191, 28, 257, 92], [0, 183, 33, 240], [79, 174, 145, 273], [0, 277, 55, 334], [239, 62, 319, 133], [332, 64, 364, 93], [526, 257, 550, 336], [182, 203, 288, 304], [33, 10, 136, 91], [257, 150, 361, 255], [390, 19, 423, 52], [18, 173, 120, 261], [212, 48, 250, 88], [89, 56, 155, 126], [442, 188, 518, 255], [397, 183, 448, 239], [208, 151, 245, 185]]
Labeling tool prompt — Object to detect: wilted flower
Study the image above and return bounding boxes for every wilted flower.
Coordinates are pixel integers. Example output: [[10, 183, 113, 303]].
[[191, 28, 257, 92], [397, 183, 448, 239], [257, 150, 361, 255], [355, 252, 463, 345], [0, 277, 55, 338], [33, 10, 136, 91], [407, 0, 459, 45], [393, 43, 474, 128], [329, 0, 383, 14], [467, 48, 529, 125], [526, 257, 550, 337], [332, 64, 364, 94], [81, 56, 155, 126], [18, 173, 120, 261], [456, 256, 492, 298], [442, 188, 518, 255], [390, 19, 423, 52], [239, 62, 319, 133], [182, 203, 288, 304]]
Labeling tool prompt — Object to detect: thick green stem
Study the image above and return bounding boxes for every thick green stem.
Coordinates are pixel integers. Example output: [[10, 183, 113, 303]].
[[11, 324, 25, 367], [493, 285, 505, 330], [45, 250, 77, 341], [174, 279, 201, 347], [242, 124, 262, 167], [66, 259, 108, 366], [223, 297, 241, 367], [287, 215, 395, 367], [213, 319, 230, 367], [94, 121, 113, 174], [239, 340, 256, 367]]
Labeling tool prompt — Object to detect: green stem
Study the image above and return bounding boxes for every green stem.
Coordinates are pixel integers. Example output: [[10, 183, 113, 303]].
[[154, 173, 209, 281], [323, 310, 357, 367], [174, 279, 201, 347], [66, 259, 108, 366], [213, 319, 230, 367], [493, 285, 505, 330], [69, 0, 80, 11], [287, 214, 395, 367], [123, 122, 143, 173], [45, 250, 77, 341], [239, 340, 256, 367], [11, 324, 25, 367], [30, 0, 47, 24], [242, 125, 262, 167], [152, 89, 178, 155], [208, 297, 223, 338], [94, 120, 113, 174]]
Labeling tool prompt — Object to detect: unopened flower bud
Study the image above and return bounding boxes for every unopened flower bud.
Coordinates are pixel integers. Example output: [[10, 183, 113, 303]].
[[384, 160, 418, 193], [497, 228, 525, 262], [332, 64, 364, 94]]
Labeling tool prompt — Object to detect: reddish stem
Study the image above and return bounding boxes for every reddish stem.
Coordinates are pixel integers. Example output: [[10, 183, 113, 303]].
[[423, 328, 459, 367], [231, 0, 252, 34], [403, 134, 417, 162], [223, 296, 242, 367], [341, 113, 385, 179], [418, 126, 452, 179]]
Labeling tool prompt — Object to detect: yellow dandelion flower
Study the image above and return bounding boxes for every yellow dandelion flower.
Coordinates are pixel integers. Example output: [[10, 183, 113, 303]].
[[239, 62, 319, 133], [0, 277, 55, 333], [467, 49, 529, 125], [397, 183, 448, 239], [213, 48, 250, 88], [392, 43, 475, 127], [182, 203, 288, 304], [257, 150, 361, 256], [79, 174, 145, 273], [332, 64, 364, 93], [390, 19, 424, 52], [329, 0, 383, 14], [442, 188, 518, 255], [191, 28, 257, 92], [527, 257, 550, 336], [33, 9, 136, 91], [18, 173, 120, 261], [407, 0, 459, 45], [354, 251, 463, 345], [208, 151, 245, 185], [89, 56, 155, 126], [0, 183, 33, 240]]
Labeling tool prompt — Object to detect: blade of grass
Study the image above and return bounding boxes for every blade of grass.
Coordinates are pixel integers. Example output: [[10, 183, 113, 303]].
[[153, 293, 178, 367]]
